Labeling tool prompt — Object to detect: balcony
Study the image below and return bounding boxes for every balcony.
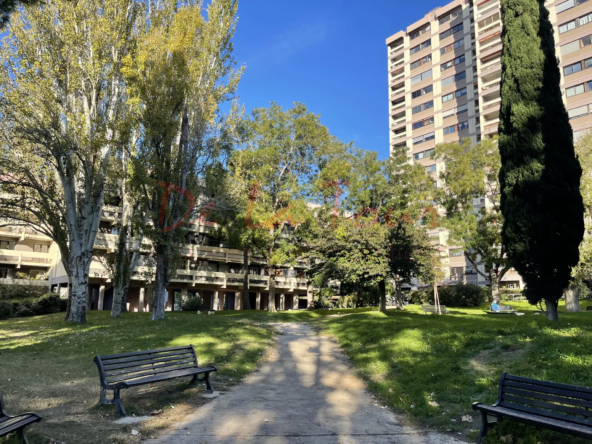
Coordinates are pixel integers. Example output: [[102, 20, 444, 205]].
[[391, 101, 405, 112], [483, 122, 499, 135], [0, 249, 52, 267], [389, 43, 404, 55], [390, 86, 405, 98], [390, 117, 406, 129], [0, 277, 49, 286]]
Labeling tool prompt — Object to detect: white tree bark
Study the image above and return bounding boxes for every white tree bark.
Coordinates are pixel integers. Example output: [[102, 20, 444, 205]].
[[565, 285, 582, 312]]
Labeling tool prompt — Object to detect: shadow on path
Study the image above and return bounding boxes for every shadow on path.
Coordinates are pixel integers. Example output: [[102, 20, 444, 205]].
[[145, 323, 465, 444]]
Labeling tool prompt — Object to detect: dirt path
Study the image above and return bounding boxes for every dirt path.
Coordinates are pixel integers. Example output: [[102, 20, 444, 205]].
[[146, 323, 465, 444]]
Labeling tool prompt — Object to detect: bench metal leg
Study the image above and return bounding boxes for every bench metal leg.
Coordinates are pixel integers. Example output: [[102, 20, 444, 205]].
[[477, 411, 495, 444], [97, 387, 127, 416], [18, 427, 30, 444], [191, 372, 214, 391]]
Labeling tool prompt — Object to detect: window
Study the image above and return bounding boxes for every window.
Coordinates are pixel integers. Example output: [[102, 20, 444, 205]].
[[411, 54, 432, 69], [413, 132, 435, 145], [566, 83, 586, 97], [455, 54, 466, 65], [457, 104, 468, 114], [411, 85, 433, 98], [443, 108, 455, 119], [583, 35, 592, 47], [455, 71, 466, 82], [410, 38, 431, 55], [440, 23, 463, 40], [579, 12, 592, 26], [439, 7, 461, 25], [414, 151, 425, 160], [0, 241, 11, 250], [426, 164, 437, 173], [556, 0, 575, 13], [441, 60, 453, 71], [444, 124, 456, 135], [478, 13, 499, 29], [458, 120, 469, 131], [34, 244, 49, 253], [559, 19, 576, 34], [412, 116, 434, 129], [412, 100, 434, 114], [586, 57, 592, 69], [425, 148, 435, 157], [442, 92, 454, 103], [564, 61, 583, 75], [568, 104, 589, 119], [456, 87, 467, 97], [440, 38, 464, 55], [413, 149, 434, 161], [561, 40, 581, 55], [449, 248, 463, 257], [411, 69, 432, 85], [410, 24, 430, 40], [442, 75, 454, 87]]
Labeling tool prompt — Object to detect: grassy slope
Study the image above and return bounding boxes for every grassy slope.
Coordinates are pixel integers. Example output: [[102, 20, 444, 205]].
[[321, 301, 592, 444], [0, 311, 275, 444]]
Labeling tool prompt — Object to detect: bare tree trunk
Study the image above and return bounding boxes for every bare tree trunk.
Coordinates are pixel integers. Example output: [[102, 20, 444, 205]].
[[242, 248, 251, 310], [111, 225, 130, 318], [268, 267, 277, 312], [63, 277, 72, 321], [68, 255, 92, 323], [545, 298, 559, 321], [152, 245, 170, 320], [565, 285, 582, 312], [433, 280, 441, 315], [394, 286, 404, 310], [379, 279, 387, 313], [490, 269, 501, 302]]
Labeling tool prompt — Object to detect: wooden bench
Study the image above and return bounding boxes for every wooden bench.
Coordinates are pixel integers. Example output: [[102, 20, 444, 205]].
[[472, 372, 592, 443], [0, 391, 41, 444], [94, 345, 217, 416], [421, 304, 449, 314]]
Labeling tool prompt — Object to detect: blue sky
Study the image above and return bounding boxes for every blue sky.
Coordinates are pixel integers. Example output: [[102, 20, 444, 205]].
[[232, 0, 444, 160]]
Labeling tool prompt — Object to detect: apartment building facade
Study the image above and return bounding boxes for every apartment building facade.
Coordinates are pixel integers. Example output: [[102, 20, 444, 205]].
[[386, 0, 592, 289], [0, 206, 313, 312]]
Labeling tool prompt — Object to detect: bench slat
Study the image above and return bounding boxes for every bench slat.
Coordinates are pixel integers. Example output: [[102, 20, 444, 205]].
[[502, 394, 592, 418], [122, 367, 216, 388], [107, 363, 199, 384], [103, 353, 195, 371], [99, 345, 192, 361], [0, 414, 39, 435], [106, 358, 196, 379], [505, 374, 592, 395], [504, 386, 592, 409], [499, 401, 592, 426], [504, 380, 592, 401], [475, 404, 592, 439]]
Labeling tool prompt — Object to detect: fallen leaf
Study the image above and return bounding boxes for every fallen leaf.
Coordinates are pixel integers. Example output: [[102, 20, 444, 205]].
[[461, 415, 473, 423], [150, 409, 162, 416], [500, 434, 514, 443], [131, 429, 139, 436], [429, 401, 439, 407]]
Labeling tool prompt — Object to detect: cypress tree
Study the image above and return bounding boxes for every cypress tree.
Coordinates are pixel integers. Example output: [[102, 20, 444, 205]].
[[498, 0, 584, 320]]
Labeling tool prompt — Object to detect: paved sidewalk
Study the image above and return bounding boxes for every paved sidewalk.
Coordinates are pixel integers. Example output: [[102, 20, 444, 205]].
[[146, 323, 465, 444]]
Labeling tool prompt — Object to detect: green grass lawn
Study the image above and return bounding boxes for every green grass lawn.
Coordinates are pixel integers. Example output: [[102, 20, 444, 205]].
[[0, 311, 275, 444], [320, 301, 592, 443], [1, 302, 591, 444]]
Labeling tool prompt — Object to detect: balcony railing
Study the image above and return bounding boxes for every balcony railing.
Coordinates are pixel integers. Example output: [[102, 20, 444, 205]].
[[390, 87, 405, 97]]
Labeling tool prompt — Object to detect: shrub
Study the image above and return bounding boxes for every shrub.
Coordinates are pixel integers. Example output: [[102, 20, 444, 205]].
[[435, 284, 488, 307], [0, 283, 48, 300], [409, 290, 430, 305], [181, 295, 204, 311], [10, 294, 67, 318], [0, 301, 11, 320]]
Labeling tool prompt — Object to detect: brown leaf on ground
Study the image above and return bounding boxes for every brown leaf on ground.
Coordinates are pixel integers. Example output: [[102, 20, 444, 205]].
[[428, 401, 439, 407], [500, 434, 514, 443]]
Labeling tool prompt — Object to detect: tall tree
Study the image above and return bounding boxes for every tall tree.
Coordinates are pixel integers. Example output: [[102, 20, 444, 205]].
[[124, 0, 242, 320], [0, 0, 42, 29], [227, 103, 340, 311], [498, 0, 584, 320], [436, 137, 509, 302], [0, 0, 138, 322]]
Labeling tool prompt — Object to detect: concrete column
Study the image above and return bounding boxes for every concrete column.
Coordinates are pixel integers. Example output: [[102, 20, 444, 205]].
[[138, 287, 145, 312], [256, 292, 261, 310], [56, 283, 61, 296], [293, 294, 298, 311], [219, 292, 225, 311], [280, 294, 285, 311], [235, 291, 242, 310], [307, 285, 314, 309], [98, 285, 105, 311], [212, 291, 218, 310]]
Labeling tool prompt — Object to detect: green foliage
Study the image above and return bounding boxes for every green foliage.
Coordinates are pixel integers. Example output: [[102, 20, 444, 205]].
[[0, 284, 48, 300], [181, 295, 205, 311], [0, 301, 11, 320], [409, 284, 489, 307], [498, 0, 585, 314], [573, 133, 592, 292], [9, 294, 67, 318]]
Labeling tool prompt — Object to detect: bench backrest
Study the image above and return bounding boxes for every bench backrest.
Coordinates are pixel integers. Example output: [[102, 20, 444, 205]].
[[498, 373, 592, 426], [94, 345, 199, 387]]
